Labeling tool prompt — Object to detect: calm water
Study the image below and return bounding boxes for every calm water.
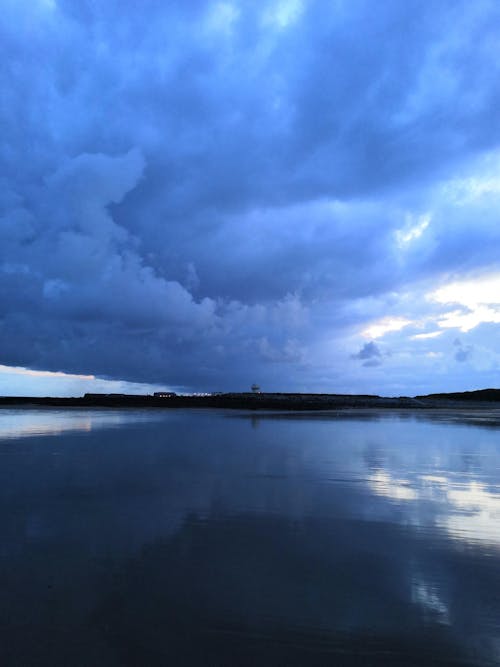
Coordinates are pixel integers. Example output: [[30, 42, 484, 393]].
[[1, 408, 500, 666]]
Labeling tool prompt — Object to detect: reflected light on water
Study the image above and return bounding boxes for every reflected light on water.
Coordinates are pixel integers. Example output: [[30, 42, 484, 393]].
[[444, 480, 500, 547], [366, 466, 500, 547], [368, 470, 418, 501], [0, 411, 92, 439], [0, 409, 499, 665], [411, 571, 450, 625], [0, 409, 156, 440]]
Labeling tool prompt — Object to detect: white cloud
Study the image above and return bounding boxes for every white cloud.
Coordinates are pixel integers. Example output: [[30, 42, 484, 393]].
[[437, 307, 500, 333], [204, 2, 239, 35], [429, 273, 500, 332], [362, 317, 413, 340], [395, 214, 431, 248], [262, 0, 304, 29], [411, 331, 443, 340], [442, 151, 500, 204], [0, 364, 94, 380], [431, 273, 500, 309], [0, 363, 177, 398]]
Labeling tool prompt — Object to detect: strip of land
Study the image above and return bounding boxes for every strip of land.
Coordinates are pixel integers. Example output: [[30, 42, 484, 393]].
[[1, 389, 500, 410]]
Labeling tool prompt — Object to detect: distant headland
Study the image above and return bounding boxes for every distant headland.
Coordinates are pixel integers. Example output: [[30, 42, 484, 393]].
[[2, 389, 500, 410]]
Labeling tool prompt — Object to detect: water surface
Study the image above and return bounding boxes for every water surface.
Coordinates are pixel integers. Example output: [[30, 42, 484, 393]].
[[1, 407, 499, 665]]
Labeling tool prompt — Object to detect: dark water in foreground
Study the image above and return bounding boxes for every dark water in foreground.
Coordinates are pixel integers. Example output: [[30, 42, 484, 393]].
[[1, 408, 500, 666]]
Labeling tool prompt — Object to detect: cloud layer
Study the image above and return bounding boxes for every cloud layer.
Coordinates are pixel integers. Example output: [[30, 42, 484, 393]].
[[2, 0, 500, 394]]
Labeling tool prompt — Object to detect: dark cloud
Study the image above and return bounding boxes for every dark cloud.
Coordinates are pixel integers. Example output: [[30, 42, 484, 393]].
[[1, 0, 500, 392], [455, 348, 470, 363], [352, 342, 382, 363], [454, 343, 473, 363]]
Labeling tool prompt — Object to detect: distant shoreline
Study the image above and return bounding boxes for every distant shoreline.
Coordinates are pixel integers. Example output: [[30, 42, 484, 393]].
[[1, 389, 500, 411]]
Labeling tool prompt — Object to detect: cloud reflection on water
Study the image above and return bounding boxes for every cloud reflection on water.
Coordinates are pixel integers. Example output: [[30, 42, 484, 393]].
[[0, 409, 499, 665], [242, 409, 500, 549], [364, 463, 500, 548], [0, 408, 165, 440]]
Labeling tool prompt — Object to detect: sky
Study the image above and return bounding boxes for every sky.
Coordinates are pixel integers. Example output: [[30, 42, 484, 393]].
[[2, 0, 500, 396]]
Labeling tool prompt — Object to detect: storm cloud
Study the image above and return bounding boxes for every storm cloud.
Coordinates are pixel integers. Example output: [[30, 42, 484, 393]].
[[2, 0, 500, 394]]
